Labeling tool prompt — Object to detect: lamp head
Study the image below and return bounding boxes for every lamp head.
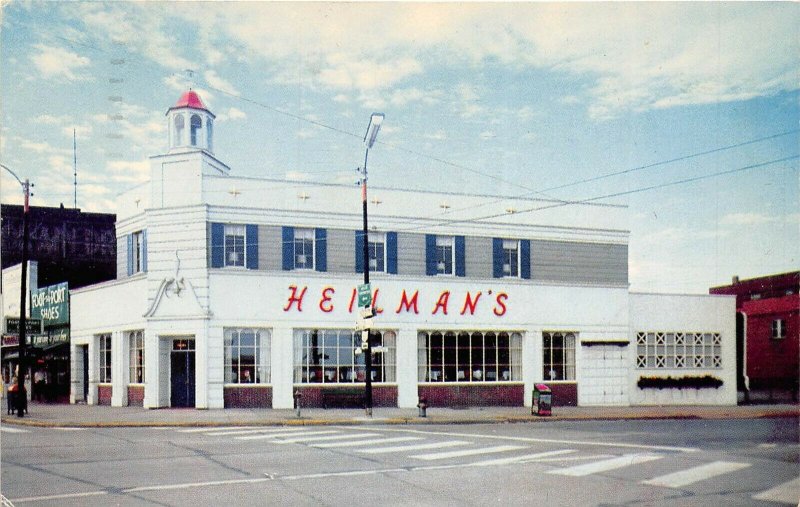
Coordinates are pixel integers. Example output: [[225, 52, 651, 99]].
[[364, 113, 385, 148]]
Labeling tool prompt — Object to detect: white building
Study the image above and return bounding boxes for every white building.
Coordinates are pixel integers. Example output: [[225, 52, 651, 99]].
[[69, 91, 736, 409]]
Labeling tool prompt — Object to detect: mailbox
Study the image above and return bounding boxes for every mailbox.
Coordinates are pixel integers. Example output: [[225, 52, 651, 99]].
[[532, 383, 552, 416]]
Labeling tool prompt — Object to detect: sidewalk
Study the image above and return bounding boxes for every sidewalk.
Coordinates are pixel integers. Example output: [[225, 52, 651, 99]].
[[2, 402, 797, 428]]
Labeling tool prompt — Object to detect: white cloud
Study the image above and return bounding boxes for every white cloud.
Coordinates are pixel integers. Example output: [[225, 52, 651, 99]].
[[215, 107, 247, 123], [285, 171, 311, 181], [62, 125, 93, 140], [32, 114, 69, 125], [425, 130, 447, 141], [295, 129, 316, 140], [479, 131, 496, 140], [204, 70, 240, 97], [30, 44, 91, 81], [107, 160, 150, 183], [720, 212, 778, 226]]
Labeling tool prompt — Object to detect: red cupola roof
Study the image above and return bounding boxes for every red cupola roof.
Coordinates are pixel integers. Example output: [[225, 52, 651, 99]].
[[175, 90, 206, 109], [167, 90, 212, 115]]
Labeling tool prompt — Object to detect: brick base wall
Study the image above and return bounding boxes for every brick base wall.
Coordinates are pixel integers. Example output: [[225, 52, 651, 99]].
[[127, 385, 144, 407], [224, 386, 273, 408], [97, 385, 112, 406], [294, 385, 398, 408], [547, 383, 578, 406], [419, 383, 524, 407]]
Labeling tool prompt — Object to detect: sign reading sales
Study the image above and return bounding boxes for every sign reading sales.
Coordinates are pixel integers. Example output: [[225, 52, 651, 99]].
[[31, 282, 69, 326]]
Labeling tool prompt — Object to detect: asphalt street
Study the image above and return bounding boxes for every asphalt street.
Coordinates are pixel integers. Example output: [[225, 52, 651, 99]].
[[1, 418, 798, 506]]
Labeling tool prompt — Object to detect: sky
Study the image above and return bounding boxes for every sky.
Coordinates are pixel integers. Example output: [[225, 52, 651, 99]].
[[1, 2, 798, 294]]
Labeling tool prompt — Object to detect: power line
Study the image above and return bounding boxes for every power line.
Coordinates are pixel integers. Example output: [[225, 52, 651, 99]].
[[392, 154, 799, 233]]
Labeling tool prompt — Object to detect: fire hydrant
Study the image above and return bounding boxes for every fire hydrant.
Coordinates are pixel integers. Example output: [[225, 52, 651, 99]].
[[417, 396, 428, 418], [294, 390, 302, 417]]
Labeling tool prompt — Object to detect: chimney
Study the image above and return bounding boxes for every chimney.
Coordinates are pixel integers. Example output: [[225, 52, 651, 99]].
[[732, 276, 740, 285]]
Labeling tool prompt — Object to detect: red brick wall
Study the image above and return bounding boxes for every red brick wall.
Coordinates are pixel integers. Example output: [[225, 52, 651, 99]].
[[127, 385, 144, 407], [294, 385, 398, 408], [548, 382, 578, 406], [418, 383, 524, 407], [743, 295, 799, 387], [97, 385, 112, 406], [224, 386, 273, 408]]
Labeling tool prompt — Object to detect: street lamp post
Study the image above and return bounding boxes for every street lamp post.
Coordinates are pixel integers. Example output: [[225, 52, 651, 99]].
[[1, 163, 32, 418], [360, 113, 384, 417]]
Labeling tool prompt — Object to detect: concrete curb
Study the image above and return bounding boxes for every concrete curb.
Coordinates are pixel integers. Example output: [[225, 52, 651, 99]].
[[2, 408, 796, 428]]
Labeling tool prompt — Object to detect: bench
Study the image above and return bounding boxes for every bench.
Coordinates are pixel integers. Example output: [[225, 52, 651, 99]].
[[321, 389, 365, 409]]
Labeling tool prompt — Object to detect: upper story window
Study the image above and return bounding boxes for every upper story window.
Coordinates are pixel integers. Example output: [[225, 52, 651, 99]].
[[502, 240, 519, 277], [210, 223, 258, 270], [356, 231, 396, 275], [435, 236, 454, 275], [282, 226, 327, 272], [493, 238, 530, 279], [425, 234, 464, 277], [293, 228, 315, 270], [127, 230, 147, 276], [772, 319, 786, 340], [190, 114, 202, 146], [224, 224, 246, 267], [369, 233, 386, 272]]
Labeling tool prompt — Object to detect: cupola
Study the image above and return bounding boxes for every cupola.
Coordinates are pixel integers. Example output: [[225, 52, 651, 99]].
[[166, 90, 215, 154]]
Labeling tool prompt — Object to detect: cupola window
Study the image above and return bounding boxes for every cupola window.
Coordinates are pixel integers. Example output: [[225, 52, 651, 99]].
[[174, 115, 185, 146], [190, 114, 202, 146]]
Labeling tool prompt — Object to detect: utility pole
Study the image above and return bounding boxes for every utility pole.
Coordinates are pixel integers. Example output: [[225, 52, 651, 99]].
[[359, 113, 384, 417], [16, 179, 31, 417], [1, 163, 33, 418]]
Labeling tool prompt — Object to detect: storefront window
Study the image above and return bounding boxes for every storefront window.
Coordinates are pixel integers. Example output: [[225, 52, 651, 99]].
[[293, 329, 396, 383], [543, 331, 576, 381], [128, 330, 144, 384], [98, 333, 112, 383], [418, 330, 522, 382], [224, 328, 271, 383]]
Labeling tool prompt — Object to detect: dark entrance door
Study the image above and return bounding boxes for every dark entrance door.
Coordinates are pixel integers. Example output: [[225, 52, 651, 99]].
[[170, 339, 195, 408], [82, 345, 89, 401]]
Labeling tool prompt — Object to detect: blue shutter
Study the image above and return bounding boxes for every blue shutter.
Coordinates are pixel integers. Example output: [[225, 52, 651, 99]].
[[210, 223, 224, 268], [386, 232, 398, 274], [126, 233, 134, 276], [492, 238, 503, 278], [355, 230, 365, 273], [315, 228, 327, 272], [282, 226, 294, 270], [246, 224, 258, 270], [455, 236, 466, 277], [520, 239, 531, 279], [425, 234, 436, 276], [142, 230, 148, 273]]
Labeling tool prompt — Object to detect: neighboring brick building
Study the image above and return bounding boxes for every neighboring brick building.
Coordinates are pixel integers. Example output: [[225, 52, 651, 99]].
[[1, 204, 116, 402], [1, 204, 116, 289], [710, 272, 799, 402]]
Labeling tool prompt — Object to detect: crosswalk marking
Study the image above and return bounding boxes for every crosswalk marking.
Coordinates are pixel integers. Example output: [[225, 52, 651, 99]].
[[313, 436, 423, 449], [0, 426, 30, 433], [358, 441, 469, 454], [642, 461, 751, 488], [178, 426, 251, 433], [410, 445, 528, 461], [205, 428, 309, 437], [467, 449, 577, 467], [273, 433, 381, 444], [547, 453, 662, 477], [236, 430, 339, 441], [752, 477, 800, 504]]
